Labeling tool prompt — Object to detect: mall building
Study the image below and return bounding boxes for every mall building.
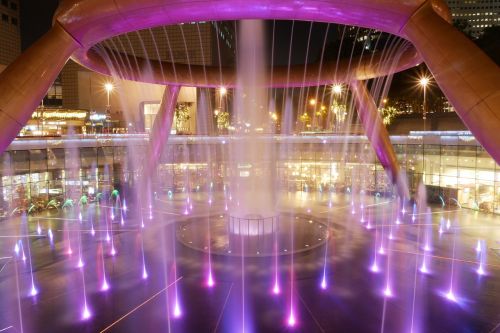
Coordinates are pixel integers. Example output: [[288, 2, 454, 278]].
[[0, 131, 498, 216]]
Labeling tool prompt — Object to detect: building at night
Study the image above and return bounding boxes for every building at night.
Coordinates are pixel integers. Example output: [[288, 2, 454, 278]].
[[446, 0, 500, 37], [0, 0, 20, 71]]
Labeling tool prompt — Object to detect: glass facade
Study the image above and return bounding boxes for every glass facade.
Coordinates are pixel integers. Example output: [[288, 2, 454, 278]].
[[0, 133, 499, 215]]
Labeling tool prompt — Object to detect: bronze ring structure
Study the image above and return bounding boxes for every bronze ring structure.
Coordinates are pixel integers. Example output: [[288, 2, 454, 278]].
[[0, 0, 499, 200]]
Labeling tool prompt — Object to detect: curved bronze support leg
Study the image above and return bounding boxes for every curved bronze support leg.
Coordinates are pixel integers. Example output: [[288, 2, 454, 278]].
[[147, 85, 181, 174], [0, 24, 79, 153], [350, 80, 409, 199], [403, 3, 500, 164]]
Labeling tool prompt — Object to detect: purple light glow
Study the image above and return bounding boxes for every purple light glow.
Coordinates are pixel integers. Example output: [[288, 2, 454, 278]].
[[37, 223, 42, 235], [101, 279, 110, 291], [476, 265, 486, 276], [287, 310, 296, 327], [419, 262, 429, 274], [383, 285, 393, 297], [173, 299, 182, 318], [91, 227, 96, 236], [142, 266, 148, 280], [445, 289, 457, 302], [378, 246, 386, 255], [272, 281, 280, 295], [77, 258, 84, 268], [30, 284, 38, 297], [207, 272, 214, 287], [370, 261, 380, 273], [14, 243, 19, 255], [320, 276, 327, 290], [106, 233, 111, 242], [110, 246, 117, 256], [121, 217, 125, 226], [82, 305, 92, 320], [476, 240, 481, 253]]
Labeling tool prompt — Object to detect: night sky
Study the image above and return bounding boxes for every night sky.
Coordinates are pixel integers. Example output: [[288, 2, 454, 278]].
[[20, 0, 58, 50]]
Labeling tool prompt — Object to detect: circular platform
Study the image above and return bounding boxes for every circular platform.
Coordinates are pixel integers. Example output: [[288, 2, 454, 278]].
[[177, 213, 330, 257]]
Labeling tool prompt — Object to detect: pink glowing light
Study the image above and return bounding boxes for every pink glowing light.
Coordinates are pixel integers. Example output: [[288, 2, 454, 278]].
[[48, 229, 54, 242], [424, 244, 431, 252], [14, 243, 19, 255], [142, 267, 148, 280], [30, 284, 38, 297], [320, 276, 327, 290], [79, 212, 83, 222], [395, 218, 401, 225], [370, 261, 380, 273], [445, 289, 457, 302], [67, 247, 73, 256], [183, 208, 189, 215], [173, 299, 182, 318], [106, 233, 111, 242], [141, 219, 145, 228], [439, 226, 443, 235], [22, 252, 27, 262], [111, 212, 115, 221], [37, 223, 42, 235], [378, 246, 385, 255], [420, 263, 428, 274], [82, 305, 92, 320], [110, 246, 117, 256], [388, 232, 394, 240], [446, 219, 451, 230], [101, 279, 110, 291], [475, 240, 481, 253], [207, 272, 215, 287], [287, 310, 296, 327], [351, 209, 355, 215], [383, 285, 393, 297], [272, 282, 280, 295], [90, 227, 96, 236], [477, 265, 486, 276], [121, 217, 125, 226], [401, 207, 406, 215], [77, 258, 84, 268]]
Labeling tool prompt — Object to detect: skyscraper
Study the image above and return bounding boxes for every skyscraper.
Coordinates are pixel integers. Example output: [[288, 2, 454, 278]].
[[0, 0, 20, 70], [446, 0, 500, 38]]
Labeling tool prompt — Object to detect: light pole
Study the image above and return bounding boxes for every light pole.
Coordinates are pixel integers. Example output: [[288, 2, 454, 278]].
[[104, 83, 114, 110], [419, 77, 430, 131], [104, 83, 114, 134]]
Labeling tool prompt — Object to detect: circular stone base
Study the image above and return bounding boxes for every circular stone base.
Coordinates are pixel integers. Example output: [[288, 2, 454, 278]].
[[177, 213, 329, 257]]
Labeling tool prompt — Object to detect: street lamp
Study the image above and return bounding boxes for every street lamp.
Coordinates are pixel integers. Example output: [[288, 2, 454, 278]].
[[104, 83, 114, 109], [419, 76, 430, 129], [332, 84, 343, 96]]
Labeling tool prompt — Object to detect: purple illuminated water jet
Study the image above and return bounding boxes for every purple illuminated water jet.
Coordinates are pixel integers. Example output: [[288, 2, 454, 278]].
[[81, 304, 91, 320], [173, 298, 182, 318], [287, 309, 296, 327]]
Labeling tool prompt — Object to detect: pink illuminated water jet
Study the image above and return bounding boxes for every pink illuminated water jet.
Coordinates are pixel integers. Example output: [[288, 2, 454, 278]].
[[101, 279, 110, 291], [82, 304, 91, 320], [173, 298, 182, 318], [272, 281, 280, 295], [207, 271, 214, 287], [287, 310, 296, 327]]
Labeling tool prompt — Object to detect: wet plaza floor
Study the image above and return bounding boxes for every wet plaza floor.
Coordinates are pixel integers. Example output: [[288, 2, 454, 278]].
[[1, 192, 500, 332]]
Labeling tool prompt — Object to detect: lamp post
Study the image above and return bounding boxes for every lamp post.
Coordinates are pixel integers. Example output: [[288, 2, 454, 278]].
[[104, 83, 114, 110], [104, 83, 114, 134], [419, 77, 430, 131]]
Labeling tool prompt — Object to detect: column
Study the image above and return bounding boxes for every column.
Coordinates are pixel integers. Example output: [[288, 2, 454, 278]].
[[403, 3, 500, 164], [0, 23, 79, 153], [350, 80, 409, 199]]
